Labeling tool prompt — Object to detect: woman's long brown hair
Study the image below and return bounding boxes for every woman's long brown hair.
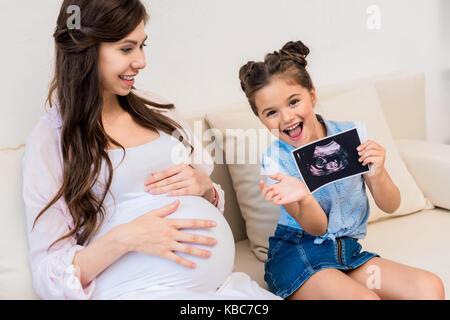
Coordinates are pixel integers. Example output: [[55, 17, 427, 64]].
[[33, 0, 192, 248]]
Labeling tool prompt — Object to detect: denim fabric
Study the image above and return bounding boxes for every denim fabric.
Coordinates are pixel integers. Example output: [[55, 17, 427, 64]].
[[264, 224, 379, 298], [261, 114, 371, 244]]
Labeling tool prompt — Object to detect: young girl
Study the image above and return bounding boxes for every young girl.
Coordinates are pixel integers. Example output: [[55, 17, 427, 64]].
[[22, 0, 278, 300], [238, 40, 445, 300]]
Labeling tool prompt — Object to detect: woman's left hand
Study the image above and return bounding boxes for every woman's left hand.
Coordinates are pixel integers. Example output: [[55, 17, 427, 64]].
[[144, 163, 213, 197], [357, 140, 386, 179]]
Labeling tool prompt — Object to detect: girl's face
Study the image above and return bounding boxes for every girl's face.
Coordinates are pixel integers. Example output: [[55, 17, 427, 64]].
[[254, 77, 326, 148], [98, 20, 147, 98]]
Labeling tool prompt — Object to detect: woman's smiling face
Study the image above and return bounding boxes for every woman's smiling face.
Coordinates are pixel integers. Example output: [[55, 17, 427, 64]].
[[254, 77, 326, 148], [98, 20, 148, 97]]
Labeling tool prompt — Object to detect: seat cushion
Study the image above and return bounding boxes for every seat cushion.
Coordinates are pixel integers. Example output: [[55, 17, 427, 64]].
[[360, 208, 450, 299], [235, 208, 450, 299], [234, 239, 268, 290]]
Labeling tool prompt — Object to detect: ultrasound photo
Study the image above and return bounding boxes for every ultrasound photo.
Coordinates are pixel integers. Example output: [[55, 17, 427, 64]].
[[291, 128, 370, 193]]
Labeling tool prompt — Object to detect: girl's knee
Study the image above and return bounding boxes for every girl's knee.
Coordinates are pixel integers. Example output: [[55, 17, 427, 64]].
[[356, 290, 381, 300], [412, 271, 445, 300]]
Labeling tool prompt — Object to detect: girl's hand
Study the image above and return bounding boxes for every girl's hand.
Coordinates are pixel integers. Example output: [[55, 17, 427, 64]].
[[119, 200, 218, 269], [259, 173, 310, 205], [144, 163, 213, 198], [357, 140, 386, 179]]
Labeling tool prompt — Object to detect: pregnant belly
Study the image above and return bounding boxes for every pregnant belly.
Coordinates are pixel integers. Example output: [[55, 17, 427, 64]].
[[92, 194, 235, 298]]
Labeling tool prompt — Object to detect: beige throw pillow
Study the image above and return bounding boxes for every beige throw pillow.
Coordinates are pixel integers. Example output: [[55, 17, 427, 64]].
[[205, 113, 280, 261]]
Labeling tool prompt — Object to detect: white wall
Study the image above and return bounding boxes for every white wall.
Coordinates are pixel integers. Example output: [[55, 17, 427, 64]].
[[1, 0, 449, 147]]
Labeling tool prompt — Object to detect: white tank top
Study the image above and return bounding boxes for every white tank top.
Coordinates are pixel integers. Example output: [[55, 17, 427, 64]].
[[91, 130, 235, 299]]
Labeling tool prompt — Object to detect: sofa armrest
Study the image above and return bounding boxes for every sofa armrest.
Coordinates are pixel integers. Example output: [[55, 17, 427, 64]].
[[395, 139, 450, 210]]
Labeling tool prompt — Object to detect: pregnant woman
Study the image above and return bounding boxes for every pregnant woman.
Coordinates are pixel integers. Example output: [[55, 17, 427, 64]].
[[23, 0, 278, 300]]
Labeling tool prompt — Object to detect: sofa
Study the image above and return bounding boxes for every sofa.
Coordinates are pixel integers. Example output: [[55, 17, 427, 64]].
[[1, 71, 449, 299]]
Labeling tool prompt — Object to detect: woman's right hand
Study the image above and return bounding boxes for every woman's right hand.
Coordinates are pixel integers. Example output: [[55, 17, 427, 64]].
[[116, 200, 218, 269]]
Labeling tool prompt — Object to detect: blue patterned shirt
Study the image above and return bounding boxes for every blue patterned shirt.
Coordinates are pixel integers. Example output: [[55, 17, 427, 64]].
[[262, 115, 370, 244]]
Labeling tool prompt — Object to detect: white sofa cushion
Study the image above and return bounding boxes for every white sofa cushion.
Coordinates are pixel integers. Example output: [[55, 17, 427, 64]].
[[360, 208, 450, 299], [395, 139, 450, 211], [206, 84, 432, 261], [316, 72, 427, 141], [0, 146, 39, 299]]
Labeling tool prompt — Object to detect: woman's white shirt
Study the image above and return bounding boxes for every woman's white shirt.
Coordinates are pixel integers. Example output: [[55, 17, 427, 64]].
[[21, 90, 227, 299]]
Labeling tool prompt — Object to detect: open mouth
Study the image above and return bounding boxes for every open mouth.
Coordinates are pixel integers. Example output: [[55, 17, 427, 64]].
[[283, 122, 303, 141], [119, 74, 136, 80], [119, 74, 135, 86]]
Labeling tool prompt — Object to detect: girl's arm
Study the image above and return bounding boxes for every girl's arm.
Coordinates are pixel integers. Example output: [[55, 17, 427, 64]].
[[363, 168, 400, 213], [260, 174, 328, 236], [283, 194, 328, 236], [358, 140, 401, 213]]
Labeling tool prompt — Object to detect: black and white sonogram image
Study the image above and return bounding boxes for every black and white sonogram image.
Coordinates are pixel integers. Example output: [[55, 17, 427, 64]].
[[291, 128, 370, 193], [309, 140, 349, 176]]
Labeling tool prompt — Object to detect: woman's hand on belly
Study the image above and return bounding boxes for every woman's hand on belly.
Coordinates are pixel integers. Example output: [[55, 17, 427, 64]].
[[144, 163, 214, 200], [115, 199, 218, 269]]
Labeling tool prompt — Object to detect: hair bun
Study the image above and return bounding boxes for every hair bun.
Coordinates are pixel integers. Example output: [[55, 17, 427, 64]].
[[280, 40, 310, 67], [239, 61, 257, 91]]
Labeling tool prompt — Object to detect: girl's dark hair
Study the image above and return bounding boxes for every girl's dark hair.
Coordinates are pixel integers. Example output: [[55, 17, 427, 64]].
[[239, 40, 314, 116], [34, 0, 192, 248]]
